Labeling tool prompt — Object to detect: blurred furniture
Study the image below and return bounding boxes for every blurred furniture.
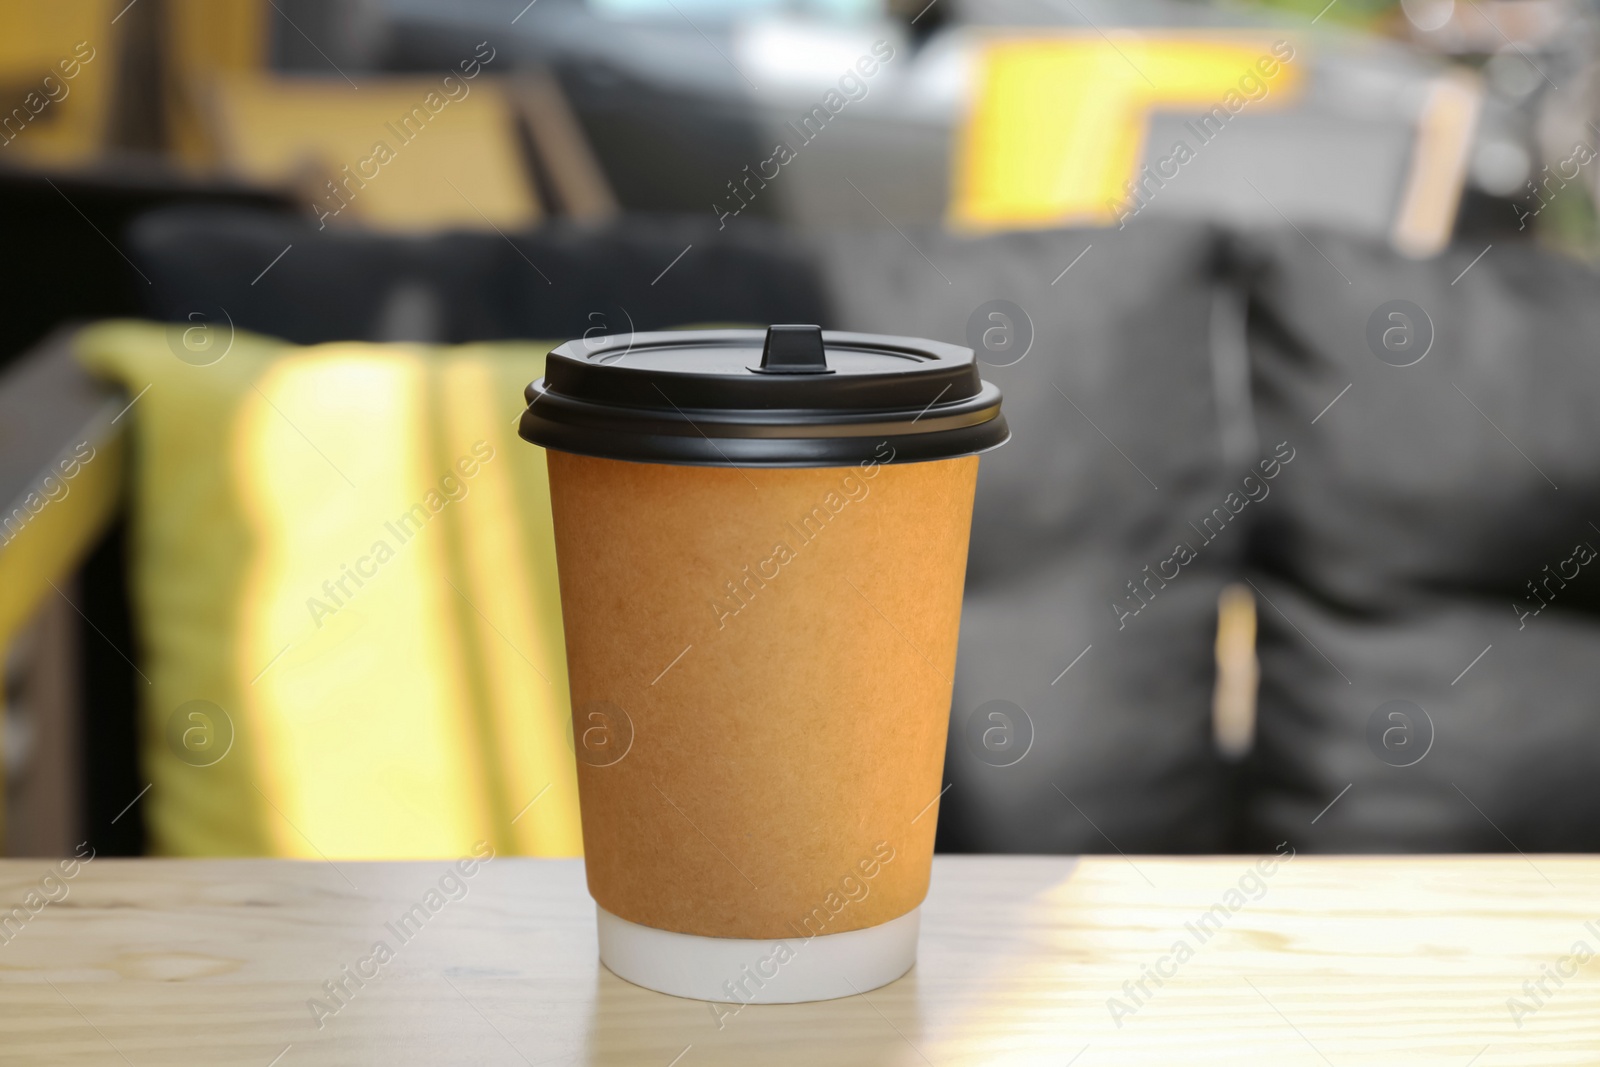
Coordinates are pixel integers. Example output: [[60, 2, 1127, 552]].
[[0, 0, 1522, 255], [951, 36, 1308, 229], [383, 0, 781, 218], [0, 0, 616, 237], [0, 2, 122, 167], [0, 332, 126, 857], [818, 215, 1600, 855], [1238, 225, 1600, 852], [162, 0, 271, 166], [951, 30, 1478, 257], [15, 200, 1600, 859], [156, 0, 624, 231], [509, 68, 620, 223], [3, 853, 1597, 1061], [202, 74, 542, 231], [0, 211, 829, 857], [182, 61, 616, 227], [0, 144, 287, 860], [817, 220, 1243, 854], [383, 0, 1484, 250], [128, 206, 823, 344], [73, 322, 583, 860], [0, 165, 290, 371], [0, 165, 291, 857]]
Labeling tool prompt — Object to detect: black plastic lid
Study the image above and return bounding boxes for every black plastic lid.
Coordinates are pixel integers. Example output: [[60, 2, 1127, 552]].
[[518, 325, 1008, 467]]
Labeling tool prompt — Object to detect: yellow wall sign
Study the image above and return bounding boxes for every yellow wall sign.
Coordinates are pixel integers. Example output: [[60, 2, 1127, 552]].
[[951, 36, 1305, 231]]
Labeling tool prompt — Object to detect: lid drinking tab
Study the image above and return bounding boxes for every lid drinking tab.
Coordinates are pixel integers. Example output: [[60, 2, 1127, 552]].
[[755, 325, 833, 375]]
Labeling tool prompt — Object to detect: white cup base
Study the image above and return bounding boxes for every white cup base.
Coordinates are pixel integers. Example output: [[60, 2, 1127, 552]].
[[596, 904, 920, 1003]]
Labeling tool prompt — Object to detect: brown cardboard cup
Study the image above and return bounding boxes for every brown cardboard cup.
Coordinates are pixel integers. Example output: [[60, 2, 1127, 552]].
[[521, 326, 1005, 1002]]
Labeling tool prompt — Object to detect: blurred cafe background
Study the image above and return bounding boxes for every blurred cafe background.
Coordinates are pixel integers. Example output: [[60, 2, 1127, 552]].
[[4, 0, 1600, 863]]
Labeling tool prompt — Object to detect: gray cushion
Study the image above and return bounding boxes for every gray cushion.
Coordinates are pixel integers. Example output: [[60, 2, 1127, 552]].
[[817, 222, 1240, 853], [1240, 228, 1600, 851]]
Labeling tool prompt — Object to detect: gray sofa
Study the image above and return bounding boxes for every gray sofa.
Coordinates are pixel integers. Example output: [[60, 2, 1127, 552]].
[[819, 219, 1600, 854]]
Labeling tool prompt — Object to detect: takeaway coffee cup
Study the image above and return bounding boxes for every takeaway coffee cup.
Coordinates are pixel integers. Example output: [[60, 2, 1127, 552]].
[[519, 325, 1006, 1003]]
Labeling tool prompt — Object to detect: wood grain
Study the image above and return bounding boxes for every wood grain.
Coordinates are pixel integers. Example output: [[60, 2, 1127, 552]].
[[0, 855, 1596, 1065]]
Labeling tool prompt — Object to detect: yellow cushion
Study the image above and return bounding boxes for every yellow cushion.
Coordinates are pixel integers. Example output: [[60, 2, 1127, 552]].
[[76, 321, 581, 858]]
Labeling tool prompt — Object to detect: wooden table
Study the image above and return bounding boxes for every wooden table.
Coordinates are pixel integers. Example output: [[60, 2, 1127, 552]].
[[1, 854, 1596, 1065]]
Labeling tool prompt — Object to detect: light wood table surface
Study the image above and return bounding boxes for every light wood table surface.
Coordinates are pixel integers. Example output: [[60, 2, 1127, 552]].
[[0, 854, 1596, 1065]]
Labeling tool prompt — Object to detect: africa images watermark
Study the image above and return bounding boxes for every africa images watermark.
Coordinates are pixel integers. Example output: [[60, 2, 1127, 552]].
[[313, 41, 497, 229], [707, 840, 899, 1029], [0, 41, 97, 147], [1113, 441, 1297, 630], [1513, 530, 1598, 630], [1109, 39, 1296, 228], [166, 699, 237, 768], [307, 840, 495, 1029], [1514, 138, 1598, 231], [0, 440, 95, 547], [963, 698, 1035, 768], [710, 441, 894, 630], [1107, 841, 1297, 1028], [1506, 916, 1600, 1029], [0, 843, 96, 948], [305, 441, 495, 628], [713, 40, 897, 229]]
